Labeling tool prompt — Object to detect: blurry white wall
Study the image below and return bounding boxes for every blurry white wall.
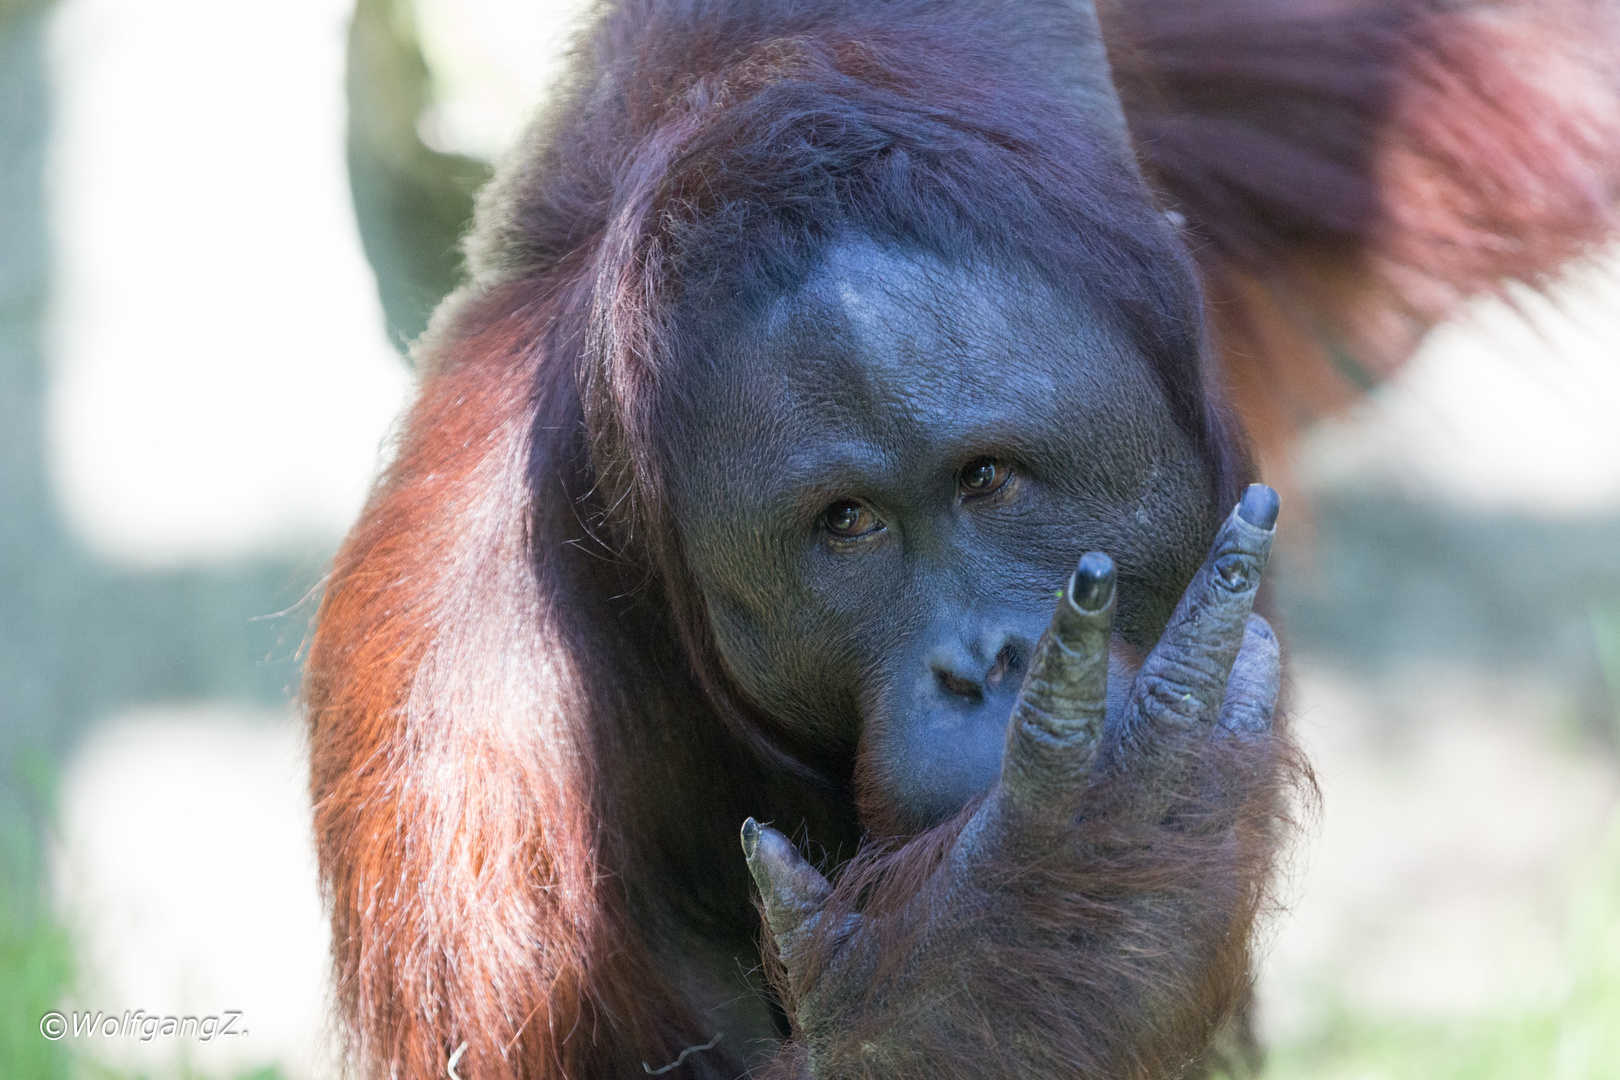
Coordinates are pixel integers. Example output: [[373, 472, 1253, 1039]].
[[1298, 255, 1620, 514], [412, 0, 595, 159], [47, 0, 409, 568], [53, 708, 336, 1079]]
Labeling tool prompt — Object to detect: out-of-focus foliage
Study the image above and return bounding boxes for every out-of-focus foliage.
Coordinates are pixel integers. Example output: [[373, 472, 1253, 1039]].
[[1592, 602, 1620, 745], [0, 1, 73, 1071], [347, 0, 489, 352], [1262, 811, 1620, 1080], [0, 0, 48, 23]]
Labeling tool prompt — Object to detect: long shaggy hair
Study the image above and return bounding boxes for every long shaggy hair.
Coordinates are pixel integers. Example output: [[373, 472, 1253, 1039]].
[[1109, 0, 1620, 454]]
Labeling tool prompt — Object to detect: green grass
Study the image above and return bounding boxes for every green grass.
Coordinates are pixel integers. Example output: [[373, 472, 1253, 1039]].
[[1, 748, 74, 1080], [0, 865, 75, 1080], [1591, 602, 1620, 749]]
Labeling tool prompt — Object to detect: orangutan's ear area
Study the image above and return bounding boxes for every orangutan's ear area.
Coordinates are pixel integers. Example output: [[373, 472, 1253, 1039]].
[[304, 0, 1620, 1076]]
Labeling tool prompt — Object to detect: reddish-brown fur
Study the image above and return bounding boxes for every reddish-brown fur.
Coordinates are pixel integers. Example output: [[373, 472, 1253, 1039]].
[[1110, 0, 1620, 459], [306, 1, 1619, 1077], [769, 733, 1307, 1078]]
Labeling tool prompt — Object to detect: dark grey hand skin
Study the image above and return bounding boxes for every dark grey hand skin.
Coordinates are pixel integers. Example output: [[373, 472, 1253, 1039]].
[[741, 485, 1282, 1067]]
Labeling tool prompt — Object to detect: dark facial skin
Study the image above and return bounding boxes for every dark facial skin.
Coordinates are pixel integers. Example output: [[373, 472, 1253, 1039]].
[[667, 242, 1214, 833]]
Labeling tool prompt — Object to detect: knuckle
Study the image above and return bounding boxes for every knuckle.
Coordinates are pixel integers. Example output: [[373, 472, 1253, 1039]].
[[1222, 660, 1279, 736], [1222, 697, 1275, 735], [1011, 697, 1065, 740], [1148, 640, 1227, 685], [1164, 595, 1251, 671], [1133, 669, 1208, 728], [1212, 551, 1262, 593], [1010, 697, 1103, 749], [1032, 635, 1105, 691], [1019, 655, 1106, 718]]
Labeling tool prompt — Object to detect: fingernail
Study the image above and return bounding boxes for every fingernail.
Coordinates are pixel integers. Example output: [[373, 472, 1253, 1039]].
[[1068, 551, 1116, 612], [741, 818, 760, 859], [1237, 484, 1280, 530]]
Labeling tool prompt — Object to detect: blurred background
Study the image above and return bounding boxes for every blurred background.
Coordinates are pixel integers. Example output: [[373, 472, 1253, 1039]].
[[0, 0, 1616, 1077]]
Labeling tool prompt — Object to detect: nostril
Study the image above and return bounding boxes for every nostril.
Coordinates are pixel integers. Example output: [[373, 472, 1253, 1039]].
[[984, 641, 1027, 692], [935, 667, 984, 702]]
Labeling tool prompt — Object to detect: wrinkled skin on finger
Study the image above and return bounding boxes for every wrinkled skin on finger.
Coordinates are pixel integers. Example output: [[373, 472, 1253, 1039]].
[[741, 491, 1291, 1079]]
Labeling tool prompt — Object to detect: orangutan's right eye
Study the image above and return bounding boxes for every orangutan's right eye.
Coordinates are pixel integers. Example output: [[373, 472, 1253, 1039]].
[[823, 499, 882, 540]]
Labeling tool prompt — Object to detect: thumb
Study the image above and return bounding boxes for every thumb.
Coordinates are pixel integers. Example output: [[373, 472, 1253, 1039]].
[[742, 818, 832, 945]]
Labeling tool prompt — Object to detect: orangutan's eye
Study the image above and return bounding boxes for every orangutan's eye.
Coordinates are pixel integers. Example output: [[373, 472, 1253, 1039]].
[[823, 499, 882, 539], [959, 457, 1011, 498]]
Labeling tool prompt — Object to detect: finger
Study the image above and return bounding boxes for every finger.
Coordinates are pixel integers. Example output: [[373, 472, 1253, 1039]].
[[1126, 484, 1277, 738], [1000, 551, 1115, 821], [1221, 614, 1280, 736], [741, 818, 831, 945]]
